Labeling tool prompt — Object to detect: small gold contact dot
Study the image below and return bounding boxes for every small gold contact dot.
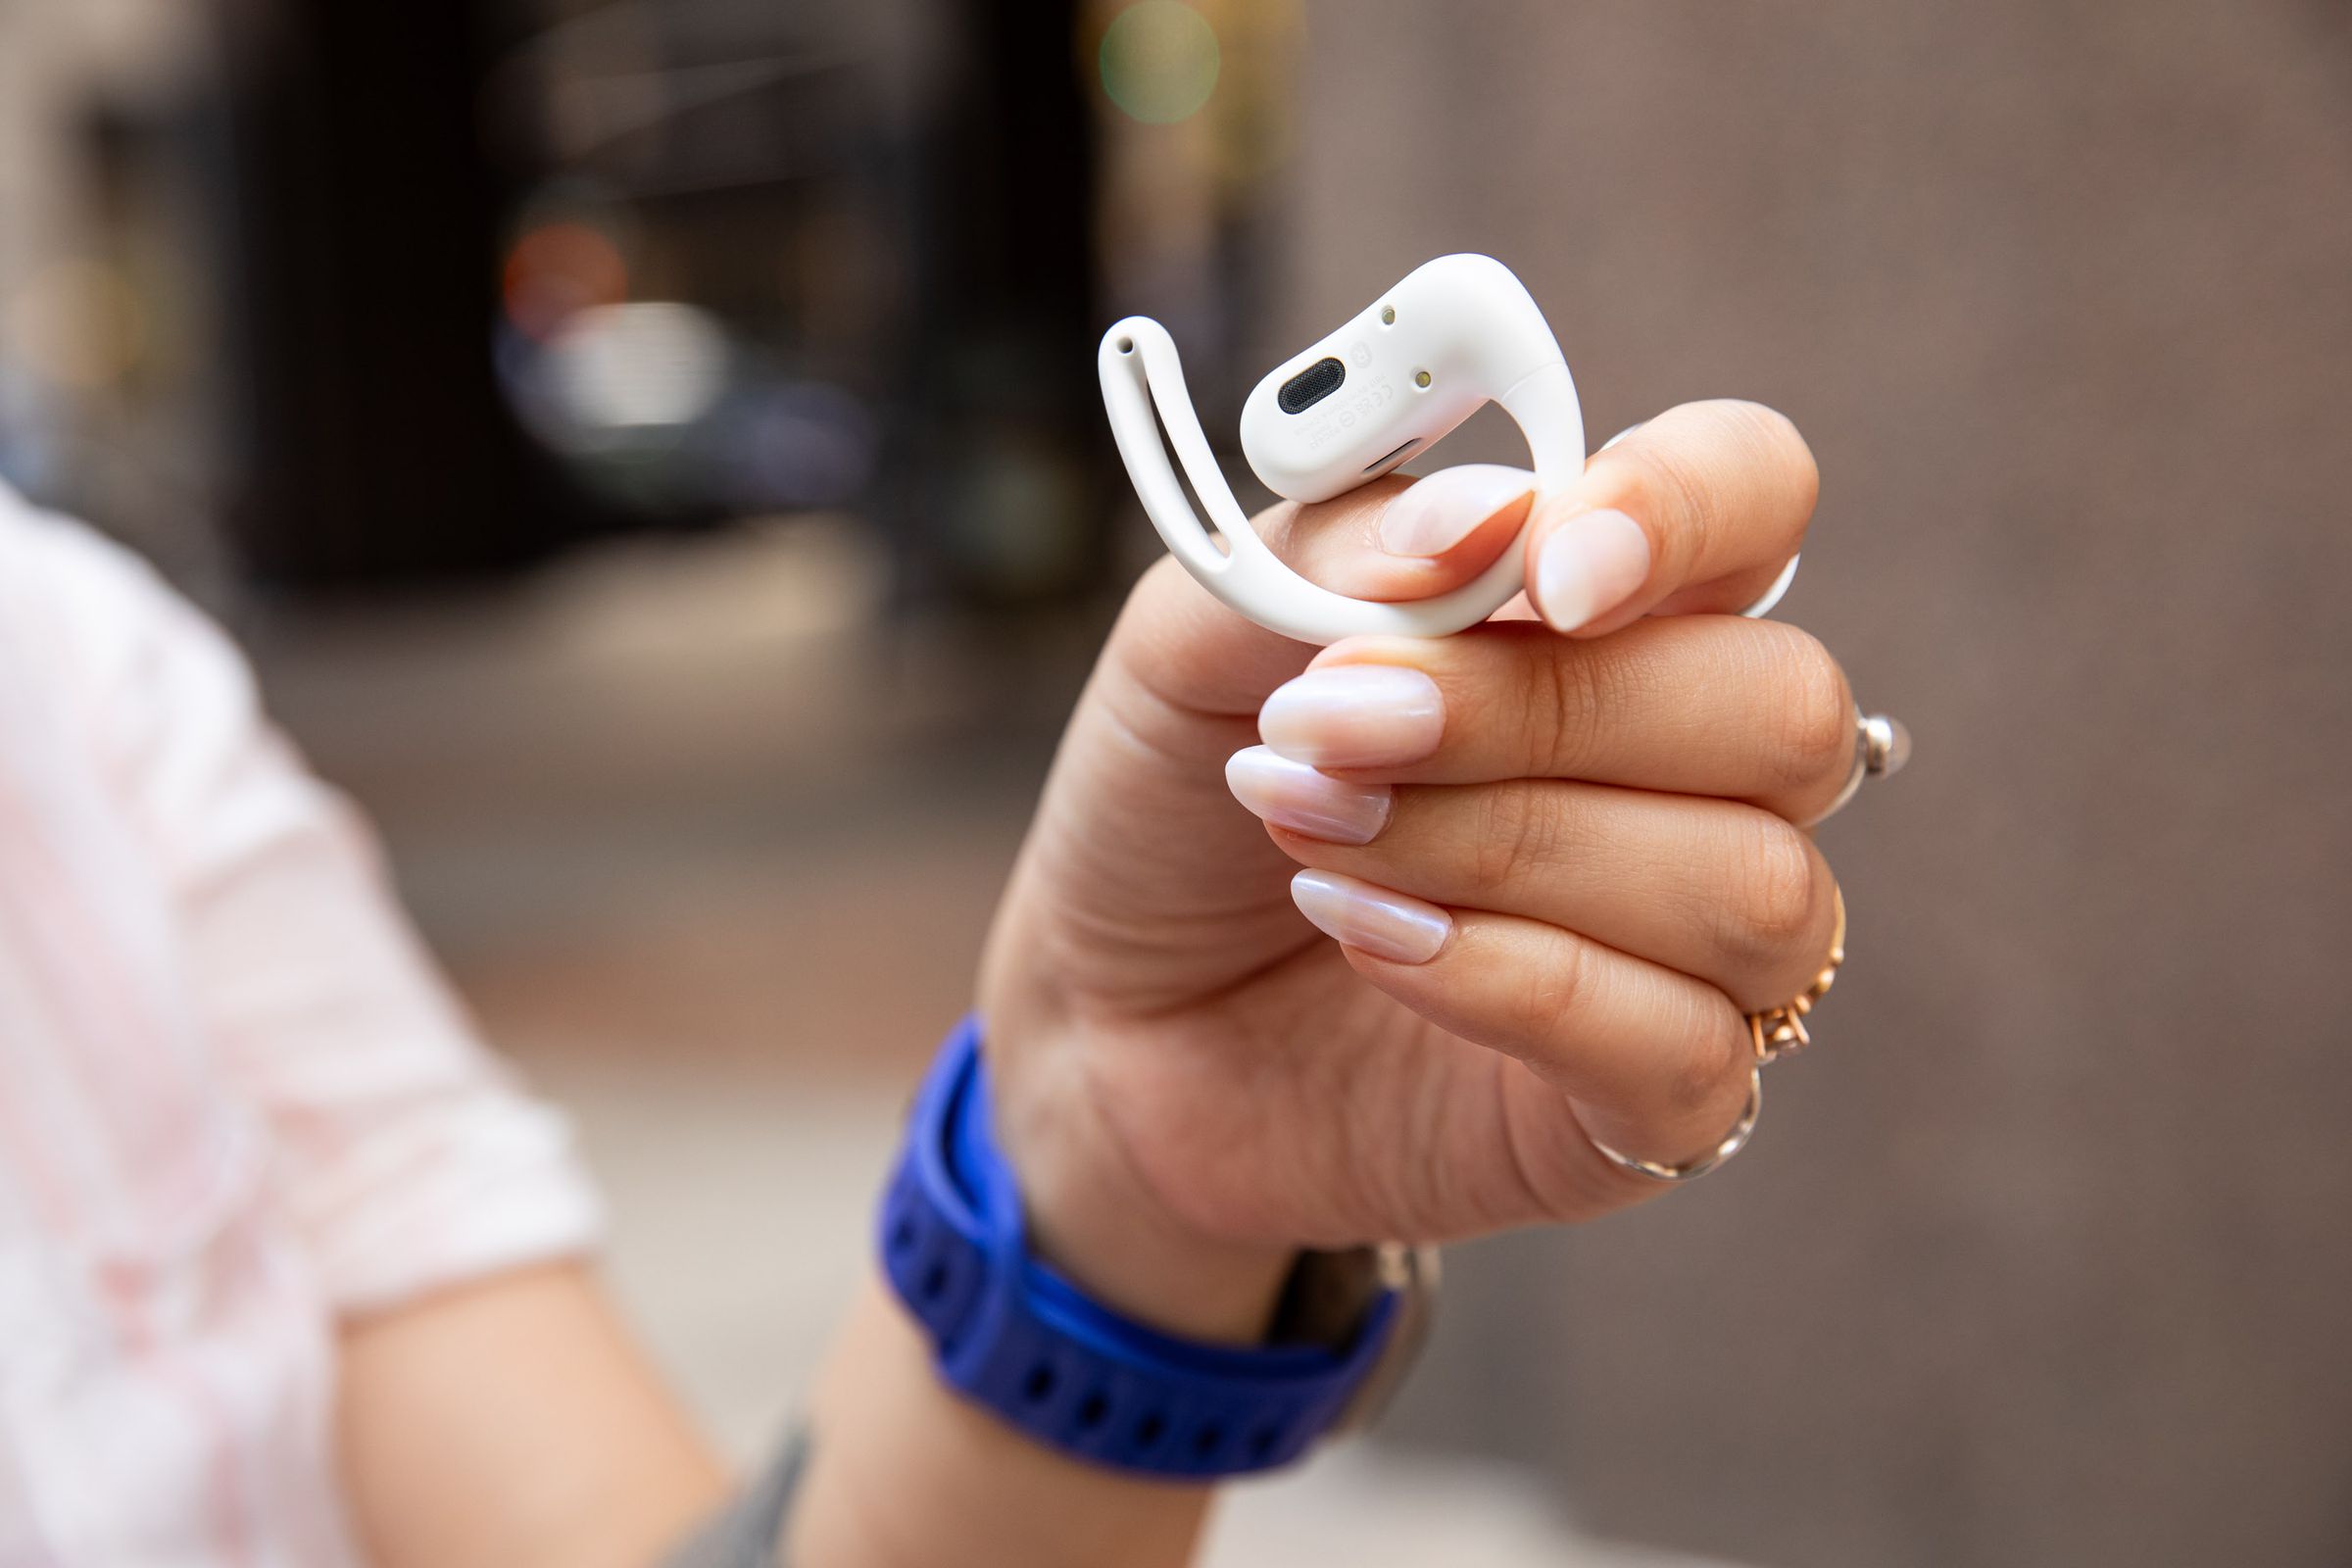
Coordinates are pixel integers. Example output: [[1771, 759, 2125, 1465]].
[[1413, 369, 1432, 388], [1380, 306, 1396, 325]]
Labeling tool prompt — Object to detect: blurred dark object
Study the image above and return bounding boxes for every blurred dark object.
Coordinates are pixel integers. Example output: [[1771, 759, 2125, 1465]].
[[220, 2, 576, 585], [891, 0, 1110, 607], [213, 0, 1107, 600]]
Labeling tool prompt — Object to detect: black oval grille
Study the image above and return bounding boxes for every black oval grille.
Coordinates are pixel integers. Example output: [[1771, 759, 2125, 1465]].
[[1277, 357, 1347, 414]]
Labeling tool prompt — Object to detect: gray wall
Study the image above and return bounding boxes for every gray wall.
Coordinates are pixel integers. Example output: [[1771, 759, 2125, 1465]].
[[1260, 5, 2352, 1565]]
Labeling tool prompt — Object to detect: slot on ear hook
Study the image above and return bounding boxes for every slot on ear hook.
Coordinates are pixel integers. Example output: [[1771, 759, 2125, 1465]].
[[1142, 383, 1231, 556]]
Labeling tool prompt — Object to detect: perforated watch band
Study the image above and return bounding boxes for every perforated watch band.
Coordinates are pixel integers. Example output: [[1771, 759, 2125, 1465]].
[[878, 1016, 1405, 1478]]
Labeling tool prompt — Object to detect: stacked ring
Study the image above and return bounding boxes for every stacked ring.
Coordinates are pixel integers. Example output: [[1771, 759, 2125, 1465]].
[[1586, 669, 1905, 1180], [1589, 883, 1853, 1183], [1748, 887, 1846, 1063]]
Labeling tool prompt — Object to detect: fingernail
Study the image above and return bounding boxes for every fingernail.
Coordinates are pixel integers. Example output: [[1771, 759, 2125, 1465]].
[[1534, 507, 1651, 633], [1290, 869, 1451, 964], [1377, 464, 1536, 557], [1259, 664, 1445, 768], [1225, 746, 1393, 844]]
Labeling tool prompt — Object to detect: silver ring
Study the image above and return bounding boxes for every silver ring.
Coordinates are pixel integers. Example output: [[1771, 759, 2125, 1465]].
[[1808, 709, 1911, 826], [1587, 1064, 1762, 1183]]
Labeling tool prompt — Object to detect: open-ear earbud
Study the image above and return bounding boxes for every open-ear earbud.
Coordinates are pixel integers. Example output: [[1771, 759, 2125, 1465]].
[[1099, 254, 1585, 644]]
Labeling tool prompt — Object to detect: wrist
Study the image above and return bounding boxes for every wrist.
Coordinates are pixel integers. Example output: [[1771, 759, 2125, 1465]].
[[882, 1014, 1421, 1480], [986, 1018, 1294, 1347]]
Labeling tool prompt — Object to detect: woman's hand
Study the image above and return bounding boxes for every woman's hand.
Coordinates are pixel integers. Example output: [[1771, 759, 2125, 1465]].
[[977, 400, 1849, 1340]]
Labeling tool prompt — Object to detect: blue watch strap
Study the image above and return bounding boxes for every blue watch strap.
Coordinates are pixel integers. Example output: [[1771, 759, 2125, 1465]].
[[878, 1016, 1402, 1478]]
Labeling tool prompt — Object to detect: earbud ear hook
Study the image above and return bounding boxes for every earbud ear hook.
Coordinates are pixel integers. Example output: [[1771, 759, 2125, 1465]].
[[1102, 314, 1584, 645], [1103, 258, 1600, 644], [1097, 318, 1278, 583]]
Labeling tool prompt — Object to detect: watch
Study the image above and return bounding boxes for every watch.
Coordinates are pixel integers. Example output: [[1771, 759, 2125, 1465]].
[[878, 1015, 1436, 1479]]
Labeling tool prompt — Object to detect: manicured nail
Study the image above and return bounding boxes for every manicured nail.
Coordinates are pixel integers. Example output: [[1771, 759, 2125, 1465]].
[[1224, 746, 1393, 844], [1534, 507, 1650, 633], [1377, 464, 1535, 557], [1290, 869, 1451, 964], [1258, 665, 1444, 768]]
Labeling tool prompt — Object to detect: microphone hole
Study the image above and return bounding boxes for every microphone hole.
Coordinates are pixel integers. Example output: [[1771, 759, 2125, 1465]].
[[1115, 336, 1135, 354]]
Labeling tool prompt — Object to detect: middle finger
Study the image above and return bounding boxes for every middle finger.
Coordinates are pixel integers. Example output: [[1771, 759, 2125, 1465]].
[[1226, 751, 1838, 1011]]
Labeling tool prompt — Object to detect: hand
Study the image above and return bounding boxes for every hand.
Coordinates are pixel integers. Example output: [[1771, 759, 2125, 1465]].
[[976, 401, 1851, 1341]]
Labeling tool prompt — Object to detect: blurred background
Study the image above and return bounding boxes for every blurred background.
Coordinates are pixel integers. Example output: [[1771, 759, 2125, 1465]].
[[4, 1, 2349, 1564]]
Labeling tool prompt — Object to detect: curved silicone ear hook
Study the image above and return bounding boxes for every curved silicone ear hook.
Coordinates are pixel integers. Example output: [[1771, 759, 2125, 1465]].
[[1099, 318, 1586, 645]]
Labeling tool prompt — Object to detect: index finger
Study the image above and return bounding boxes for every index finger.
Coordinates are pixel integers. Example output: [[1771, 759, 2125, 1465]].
[[1525, 400, 1818, 638], [1273, 615, 1860, 825]]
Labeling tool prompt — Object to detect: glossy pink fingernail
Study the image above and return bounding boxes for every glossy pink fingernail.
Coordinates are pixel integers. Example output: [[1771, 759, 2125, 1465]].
[[1290, 869, 1451, 964], [1258, 665, 1444, 768], [1224, 746, 1393, 844], [1534, 507, 1650, 632], [1377, 464, 1536, 557]]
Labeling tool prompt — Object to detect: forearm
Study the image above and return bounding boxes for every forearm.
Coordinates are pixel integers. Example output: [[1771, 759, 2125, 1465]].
[[337, 1264, 729, 1568], [785, 1277, 1210, 1568], [334, 1196, 1273, 1568], [336, 1262, 1215, 1568], [332, 1059, 1289, 1568]]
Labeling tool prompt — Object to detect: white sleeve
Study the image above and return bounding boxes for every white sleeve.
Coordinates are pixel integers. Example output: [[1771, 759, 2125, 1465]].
[[13, 502, 603, 1312]]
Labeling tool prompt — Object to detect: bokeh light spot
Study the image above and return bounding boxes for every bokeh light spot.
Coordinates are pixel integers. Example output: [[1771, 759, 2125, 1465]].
[[545, 303, 729, 430], [503, 222, 628, 340], [6, 259, 146, 390], [1099, 1, 1220, 125]]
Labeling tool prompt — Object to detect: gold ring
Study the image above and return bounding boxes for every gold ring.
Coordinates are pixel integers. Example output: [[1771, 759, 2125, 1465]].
[[1748, 886, 1845, 1063]]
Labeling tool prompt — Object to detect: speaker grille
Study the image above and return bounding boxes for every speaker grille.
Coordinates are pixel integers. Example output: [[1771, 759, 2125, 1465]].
[[1277, 357, 1347, 414]]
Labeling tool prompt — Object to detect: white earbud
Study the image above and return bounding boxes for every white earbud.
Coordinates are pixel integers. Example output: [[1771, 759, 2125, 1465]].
[[1099, 254, 1585, 644]]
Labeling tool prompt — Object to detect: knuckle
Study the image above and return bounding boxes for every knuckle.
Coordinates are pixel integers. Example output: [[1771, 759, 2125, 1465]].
[[1717, 400, 1820, 520], [1522, 633, 1606, 776], [1759, 625, 1855, 795], [1470, 782, 1559, 890], [1606, 401, 1819, 574], [1507, 931, 1591, 1046], [1719, 812, 1825, 974], [1509, 638, 1566, 774], [1607, 438, 1723, 573], [1664, 1009, 1747, 1122]]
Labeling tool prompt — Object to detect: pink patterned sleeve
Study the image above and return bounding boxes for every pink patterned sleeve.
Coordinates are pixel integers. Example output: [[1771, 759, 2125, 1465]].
[[24, 510, 604, 1313]]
